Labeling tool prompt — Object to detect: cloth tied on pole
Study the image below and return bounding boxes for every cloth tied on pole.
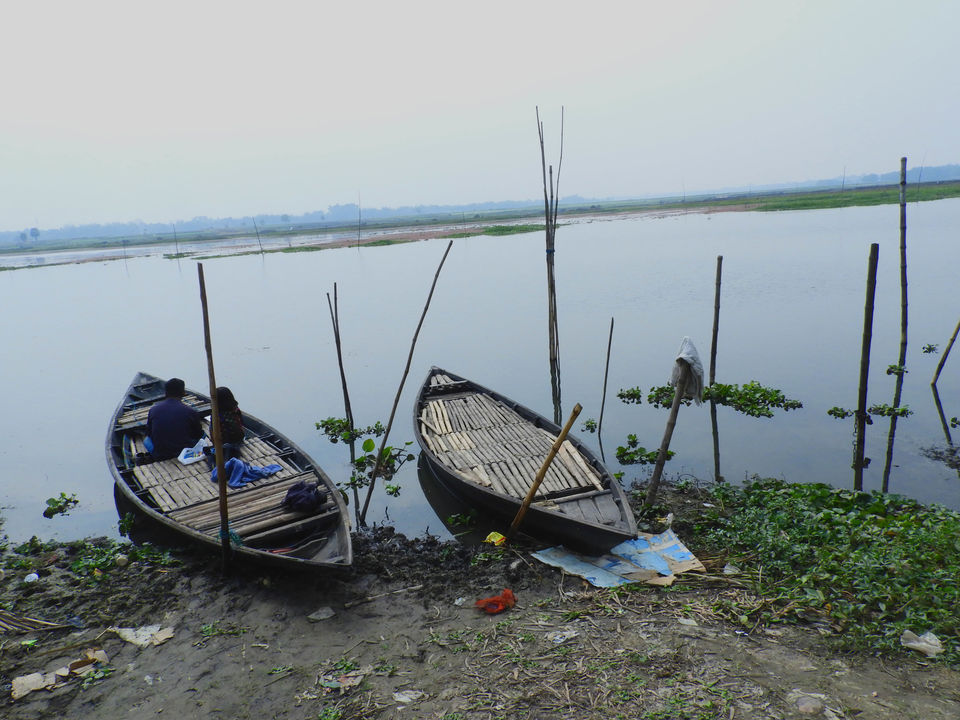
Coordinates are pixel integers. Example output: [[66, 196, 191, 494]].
[[672, 336, 704, 405]]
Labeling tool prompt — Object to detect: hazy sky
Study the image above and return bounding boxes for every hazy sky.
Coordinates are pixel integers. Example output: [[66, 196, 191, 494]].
[[2, 1, 957, 231]]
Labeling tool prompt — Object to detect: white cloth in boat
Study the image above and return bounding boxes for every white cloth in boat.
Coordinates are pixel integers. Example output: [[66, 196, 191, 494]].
[[671, 336, 704, 405]]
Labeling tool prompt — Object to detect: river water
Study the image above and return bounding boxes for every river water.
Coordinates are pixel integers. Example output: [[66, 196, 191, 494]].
[[2, 200, 958, 544]]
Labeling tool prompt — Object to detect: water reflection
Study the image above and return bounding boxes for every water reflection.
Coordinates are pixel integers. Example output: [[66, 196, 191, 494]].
[[416, 457, 497, 545]]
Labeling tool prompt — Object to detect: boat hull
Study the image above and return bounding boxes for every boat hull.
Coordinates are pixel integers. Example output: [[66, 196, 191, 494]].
[[106, 372, 352, 570], [414, 367, 637, 554]]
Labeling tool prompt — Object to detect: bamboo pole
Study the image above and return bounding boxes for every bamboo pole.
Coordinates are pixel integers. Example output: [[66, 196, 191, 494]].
[[358, 240, 453, 524], [709, 255, 723, 482], [645, 361, 691, 506], [932, 316, 960, 386], [508, 403, 582, 539], [197, 263, 230, 572], [538, 106, 564, 425], [882, 158, 909, 493], [327, 283, 360, 518], [597, 317, 614, 458], [252, 217, 263, 254], [854, 243, 880, 491]]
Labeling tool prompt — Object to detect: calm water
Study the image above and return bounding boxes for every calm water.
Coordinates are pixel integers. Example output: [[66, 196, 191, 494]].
[[2, 200, 959, 544]]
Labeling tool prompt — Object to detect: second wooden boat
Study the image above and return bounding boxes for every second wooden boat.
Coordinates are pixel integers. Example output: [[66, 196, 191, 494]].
[[414, 367, 638, 554]]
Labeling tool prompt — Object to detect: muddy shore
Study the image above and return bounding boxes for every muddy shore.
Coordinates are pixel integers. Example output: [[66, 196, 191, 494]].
[[2, 485, 958, 719]]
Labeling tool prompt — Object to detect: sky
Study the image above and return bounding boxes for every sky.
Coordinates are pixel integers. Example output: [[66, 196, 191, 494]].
[[1, 0, 958, 231]]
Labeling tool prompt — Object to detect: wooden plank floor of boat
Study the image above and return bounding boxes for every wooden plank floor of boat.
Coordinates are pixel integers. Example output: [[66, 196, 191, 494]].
[[123, 433, 335, 544]]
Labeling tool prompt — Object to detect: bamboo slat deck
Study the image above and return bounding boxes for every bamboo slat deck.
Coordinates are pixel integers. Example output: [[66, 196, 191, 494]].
[[120, 420, 329, 544], [419, 373, 604, 503]]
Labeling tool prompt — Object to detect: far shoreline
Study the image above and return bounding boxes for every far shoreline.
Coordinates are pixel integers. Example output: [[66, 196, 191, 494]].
[[0, 203, 748, 271]]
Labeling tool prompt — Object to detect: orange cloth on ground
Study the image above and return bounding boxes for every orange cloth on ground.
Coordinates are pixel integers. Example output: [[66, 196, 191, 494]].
[[475, 588, 516, 614]]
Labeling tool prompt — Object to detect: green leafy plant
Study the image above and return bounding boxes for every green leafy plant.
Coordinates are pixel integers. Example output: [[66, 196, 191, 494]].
[[117, 512, 136, 537], [446, 511, 477, 528], [43, 492, 78, 518], [318, 418, 414, 497], [827, 406, 855, 420], [616, 387, 645, 405], [886, 364, 908, 376], [923, 344, 939, 354], [699, 478, 960, 664], [703, 382, 803, 417], [868, 403, 913, 418], [80, 664, 115, 690], [616, 435, 672, 466], [332, 657, 358, 673], [829, 404, 912, 421], [581, 418, 598, 433], [352, 437, 414, 496]]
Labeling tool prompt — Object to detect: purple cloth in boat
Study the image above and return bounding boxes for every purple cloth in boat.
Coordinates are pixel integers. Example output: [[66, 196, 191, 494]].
[[211, 457, 282, 489]]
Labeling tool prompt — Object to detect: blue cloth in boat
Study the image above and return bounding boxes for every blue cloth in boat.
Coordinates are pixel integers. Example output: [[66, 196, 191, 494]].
[[211, 457, 282, 489]]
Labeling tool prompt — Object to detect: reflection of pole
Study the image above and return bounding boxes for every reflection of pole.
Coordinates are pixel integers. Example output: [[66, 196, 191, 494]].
[[709, 256, 723, 482], [198, 263, 230, 573], [645, 362, 690, 506], [931, 384, 960, 481], [547, 251, 562, 424], [882, 158, 909, 493], [252, 218, 263, 254], [855, 244, 880, 492], [932, 383, 953, 445], [932, 316, 960, 386]]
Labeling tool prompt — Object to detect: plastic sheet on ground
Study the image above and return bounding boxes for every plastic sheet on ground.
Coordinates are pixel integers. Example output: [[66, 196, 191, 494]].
[[531, 529, 704, 587], [12, 648, 109, 700], [107, 625, 175, 647]]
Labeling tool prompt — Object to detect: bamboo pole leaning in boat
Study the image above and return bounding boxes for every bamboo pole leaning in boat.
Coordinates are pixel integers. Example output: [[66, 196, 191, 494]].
[[507, 403, 582, 540]]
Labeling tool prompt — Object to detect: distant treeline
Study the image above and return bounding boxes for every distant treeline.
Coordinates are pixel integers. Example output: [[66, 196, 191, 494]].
[[3, 164, 959, 250]]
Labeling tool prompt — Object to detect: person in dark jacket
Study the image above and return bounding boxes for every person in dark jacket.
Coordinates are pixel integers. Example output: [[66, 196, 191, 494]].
[[145, 378, 204, 461], [215, 386, 245, 462]]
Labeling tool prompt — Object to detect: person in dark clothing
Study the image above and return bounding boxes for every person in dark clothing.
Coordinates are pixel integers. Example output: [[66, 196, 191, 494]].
[[214, 386, 245, 462], [145, 378, 204, 461]]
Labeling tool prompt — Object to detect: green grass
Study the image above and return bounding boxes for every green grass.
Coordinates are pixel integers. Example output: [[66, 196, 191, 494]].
[[442, 223, 545, 239], [699, 478, 960, 664], [750, 181, 960, 211]]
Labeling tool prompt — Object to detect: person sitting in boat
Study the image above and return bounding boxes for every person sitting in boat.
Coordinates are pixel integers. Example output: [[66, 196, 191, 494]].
[[214, 386, 245, 461], [145, 378, 204, 461]]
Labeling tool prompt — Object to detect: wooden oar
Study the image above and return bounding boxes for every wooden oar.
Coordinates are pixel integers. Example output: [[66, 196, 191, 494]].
[[507, 402, 582, 539]]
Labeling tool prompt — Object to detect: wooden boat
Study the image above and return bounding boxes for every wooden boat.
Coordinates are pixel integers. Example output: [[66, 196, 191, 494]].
[[106, 372, 352, 569], [414, 367, 638, 554]]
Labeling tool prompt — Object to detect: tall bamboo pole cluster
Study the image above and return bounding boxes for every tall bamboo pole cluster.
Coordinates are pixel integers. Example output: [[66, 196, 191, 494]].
[[537, 106, 564, 424]]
